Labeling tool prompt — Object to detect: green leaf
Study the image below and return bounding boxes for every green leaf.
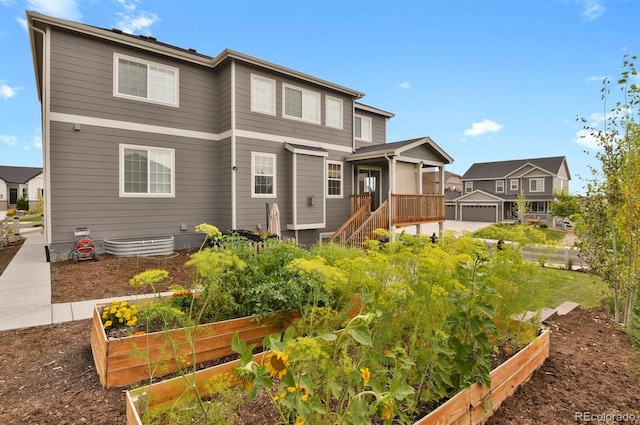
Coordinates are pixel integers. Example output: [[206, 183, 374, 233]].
[[329, 380, 343, 399], [231, 333, 245, 354], [348, 326, 373, 346], [318, 332, 337, 341], [390, 379, 414, 400]]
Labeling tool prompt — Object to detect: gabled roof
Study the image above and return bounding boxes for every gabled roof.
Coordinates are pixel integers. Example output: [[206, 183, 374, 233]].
[[0, 166, 42, 183], [461, 156, 568, 180], [27, 11, 365, 102], [355, 102, 395, 118], [345, 137, 454, 164]]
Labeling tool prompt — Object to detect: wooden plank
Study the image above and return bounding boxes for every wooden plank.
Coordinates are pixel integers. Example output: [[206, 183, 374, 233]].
[[413, 388, 470, 425]]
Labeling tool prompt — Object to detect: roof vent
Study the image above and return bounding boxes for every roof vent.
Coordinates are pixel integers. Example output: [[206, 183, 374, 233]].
[[112, 28, 123, 34], [148, 36, 157, 42], [188, 48, 197, 53]]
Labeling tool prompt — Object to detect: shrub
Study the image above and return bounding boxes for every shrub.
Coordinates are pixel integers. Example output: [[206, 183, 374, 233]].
[[16, 197, 29, 211], [5, 209, 16, 217]]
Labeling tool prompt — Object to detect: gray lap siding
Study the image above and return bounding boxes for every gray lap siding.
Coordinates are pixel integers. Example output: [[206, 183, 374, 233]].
[[48, 122, 217, 260]]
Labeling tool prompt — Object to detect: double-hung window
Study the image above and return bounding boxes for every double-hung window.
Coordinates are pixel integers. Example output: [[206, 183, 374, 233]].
[[251, 74, 276, 114], [354, 115, 372, 141], [495, 180, 505, 193], [283, 84, 320, 124], [114, 53, 178, 106], [252, 152, 276, 197], [529, 178, 545, 192], [120, 144, 175, 197], [327, 161, 343, 198], [325, 96, 343, 129], [464, 181, 473, 194], [510, 179, 519, 191]]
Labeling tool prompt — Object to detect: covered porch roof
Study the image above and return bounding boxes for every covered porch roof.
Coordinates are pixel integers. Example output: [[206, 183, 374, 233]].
[[345, 137, 454, 166]]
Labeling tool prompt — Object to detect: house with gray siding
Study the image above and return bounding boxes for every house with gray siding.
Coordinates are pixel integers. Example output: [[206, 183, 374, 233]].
[[448, 156, 570, 223], [27, 11, 453, 261]]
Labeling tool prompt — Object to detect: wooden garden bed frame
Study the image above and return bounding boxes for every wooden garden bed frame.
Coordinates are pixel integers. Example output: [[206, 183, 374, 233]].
[[124, 326, 550, 425]]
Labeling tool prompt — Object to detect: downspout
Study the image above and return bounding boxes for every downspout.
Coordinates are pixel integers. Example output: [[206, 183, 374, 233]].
[[230, 60, 237, 230], [30, 22, 52, 250]]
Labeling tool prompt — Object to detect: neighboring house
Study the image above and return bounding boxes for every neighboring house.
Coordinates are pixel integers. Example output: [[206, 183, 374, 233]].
[[447, 156, 570, 223], [27, 11, 453, 261], [0, 166, 43, 211], [422, 170, 462, 194]]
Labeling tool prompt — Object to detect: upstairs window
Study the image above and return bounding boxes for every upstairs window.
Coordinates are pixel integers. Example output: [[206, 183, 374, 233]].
[[252, 152, 276, 197], [495, 180, 505, 193], [354, 115, 372, 141], [251, 74, 276, 114], [325, 96, 343, 129], [120, 144, 174, 197], [114, 53, 178, 106], [283, 84, 320, 124], [529, 178, 545, 192], [510, 179, 519, 191], [464, 181, 473, 193], [327, 161, 343, 198]]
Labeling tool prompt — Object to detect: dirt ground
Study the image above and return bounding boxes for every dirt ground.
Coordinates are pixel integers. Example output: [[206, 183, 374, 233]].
[[1, 236, 639, 424]]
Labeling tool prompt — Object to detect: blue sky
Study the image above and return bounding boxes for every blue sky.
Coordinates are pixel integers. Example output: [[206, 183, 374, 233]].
[[0, 0, 638, 194]]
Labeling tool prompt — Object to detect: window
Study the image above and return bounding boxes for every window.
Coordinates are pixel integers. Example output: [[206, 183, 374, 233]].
[[510, 179, 519, 191], [283, 84, 320, 124], [251, 74, 276, 114], [325, 96, 343, 129], [529, 178, 545, 192], [464, 181, 473, 193], [252, 152, 276, 197], [114, 53, 178, 106], [354, 115, 372, 141], [22, 188, 28, 199], [495, 180, 505, 193], [531, 201, 546, 212], [120, 144, 175, 197], [327, 161, 343, 198]]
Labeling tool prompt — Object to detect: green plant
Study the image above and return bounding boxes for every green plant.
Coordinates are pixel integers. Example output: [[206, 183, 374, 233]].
[[101, 300, 139, 329], [16, 197, 29, 211], [5, 209, 16, 217]]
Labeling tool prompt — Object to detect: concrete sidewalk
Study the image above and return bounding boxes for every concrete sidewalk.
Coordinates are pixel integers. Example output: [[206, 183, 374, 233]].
[[0, 230, 162, 332]]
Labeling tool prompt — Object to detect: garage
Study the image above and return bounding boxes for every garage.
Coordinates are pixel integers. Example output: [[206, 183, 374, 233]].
[[460, 204, 497, 222], [446, 204, 456, 220]]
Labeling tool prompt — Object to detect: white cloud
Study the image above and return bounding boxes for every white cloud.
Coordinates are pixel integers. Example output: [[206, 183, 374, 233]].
[[0, 83, 16, 98], [463, 119, 504, 137], [585, 75, 608, 83], [398, 81, 411, 89], [16, 17, 27, 30], [579, 0, 605, 21], [0, 0, 16, 6], [114, 1, 159, 35], [0, 135, 17, 146], [26, 0, 81, 20], [32, 130, 42, 149], [574, 128, 602, 149]]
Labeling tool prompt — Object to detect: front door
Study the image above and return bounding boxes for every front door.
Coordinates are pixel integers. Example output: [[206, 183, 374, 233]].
[[357, 167, 382, 210], [9, 188, 17, 205]]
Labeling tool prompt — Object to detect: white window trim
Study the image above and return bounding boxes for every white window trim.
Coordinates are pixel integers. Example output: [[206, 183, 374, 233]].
[[325, 95, 343, 129], [529, 178, 545, 192], [282, 83, 321, 124], [326, 160, 343, 199], [250, 74, 276, 115], [113, 53, 179, 107], [355, 114, 372, 142], [251, 152, 277, 198], [119, 143, 175, 198], [464, 181, 473, 193], [495, 180, 505, 193], [510, 179, 519, 191]]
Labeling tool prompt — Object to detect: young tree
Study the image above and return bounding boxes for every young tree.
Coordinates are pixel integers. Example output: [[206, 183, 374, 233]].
[[513, 190, 530, 225], [577, 55, 640, 326], [549, 189, 580, 229]]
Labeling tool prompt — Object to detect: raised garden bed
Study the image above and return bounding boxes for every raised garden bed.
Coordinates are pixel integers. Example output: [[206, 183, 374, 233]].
[[124, 326, 550, 425], [90, 302, 296, 388]]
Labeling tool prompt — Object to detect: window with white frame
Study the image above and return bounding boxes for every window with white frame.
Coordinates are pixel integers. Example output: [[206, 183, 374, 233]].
[[327, 160, 343, 197], [252, 152, 276, 197], [283, 84, 320, 124], [464, 181, 473, 193], [120, 144, 175, 197], [531, 201, 546, 212], [354, 115, 372, 141], [114, 53, 178, 106], [22, 188, 27, 199], [251, 74, 276, 115], [495, 180, 505, 193], [325, 96, 343, 129], [529, 178, 545, 192], [510, 179, 519, 191]]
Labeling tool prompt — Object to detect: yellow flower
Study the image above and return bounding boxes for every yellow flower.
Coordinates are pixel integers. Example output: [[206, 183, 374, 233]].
[[265, 350, 289, 379], [103, 320, 112, 329], [295, 416, 304, 425], [301, 391, 309, 402], [120, 301, 128, 307], [360, 367, 370, 385], [379, 399, 394, 420]]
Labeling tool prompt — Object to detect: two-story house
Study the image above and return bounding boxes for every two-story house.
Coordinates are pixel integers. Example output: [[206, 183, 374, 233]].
[[447, 156, 570, 223], [27, 11, 453, 261]]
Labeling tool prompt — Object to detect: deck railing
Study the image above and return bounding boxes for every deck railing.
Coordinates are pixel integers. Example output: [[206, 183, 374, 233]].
[[346, 199, 389, 247], [349, 194, 372, 215], [329, 198, 372, 244], [391, 194, 445, 226]]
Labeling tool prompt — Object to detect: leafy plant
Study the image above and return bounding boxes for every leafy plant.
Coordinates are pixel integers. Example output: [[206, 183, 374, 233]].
[[16, 197, 29, 211]]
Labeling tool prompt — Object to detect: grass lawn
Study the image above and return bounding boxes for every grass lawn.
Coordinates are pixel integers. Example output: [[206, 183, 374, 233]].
[[473, 223, 566, 245]]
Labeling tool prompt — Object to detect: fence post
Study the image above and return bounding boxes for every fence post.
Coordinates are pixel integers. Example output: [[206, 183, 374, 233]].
[[13, 216, 20, 237]]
